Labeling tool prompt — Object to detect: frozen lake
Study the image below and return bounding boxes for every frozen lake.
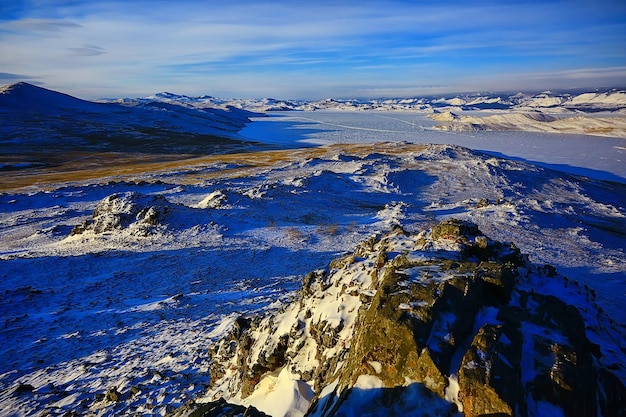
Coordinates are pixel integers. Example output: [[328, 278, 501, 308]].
[[241, 111, 626, 183]]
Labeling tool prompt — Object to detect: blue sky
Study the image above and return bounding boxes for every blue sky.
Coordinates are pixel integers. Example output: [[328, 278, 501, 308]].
[[1, 0, 625, 99]]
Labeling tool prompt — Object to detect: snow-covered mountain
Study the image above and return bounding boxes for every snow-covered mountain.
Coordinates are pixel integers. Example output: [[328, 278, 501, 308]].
[[428, 109, 626, 138], [113, 87, 626, 139], [129, 88, 626, 113], [3, 82, 625, 159], [6, 82, 624, 116], [0, 82, 114, 113], [114, 90, 304, 113]]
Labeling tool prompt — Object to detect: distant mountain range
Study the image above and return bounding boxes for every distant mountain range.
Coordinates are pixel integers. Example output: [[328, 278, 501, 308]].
[[124, 87, 626, 113]]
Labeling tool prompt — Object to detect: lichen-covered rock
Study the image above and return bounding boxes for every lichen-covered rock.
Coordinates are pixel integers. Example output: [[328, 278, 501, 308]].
[[166, 398, 270, 417], [104, 387, 122, 403], [192, 220, 625, 417], [458, 324, 521, 417], [431, 218, 480, 240]]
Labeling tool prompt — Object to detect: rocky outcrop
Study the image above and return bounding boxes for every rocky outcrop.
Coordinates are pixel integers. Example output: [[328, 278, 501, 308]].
[[70, 192, 174, 236], [68, 191, 215, 238], [184, 220, 625, 417]]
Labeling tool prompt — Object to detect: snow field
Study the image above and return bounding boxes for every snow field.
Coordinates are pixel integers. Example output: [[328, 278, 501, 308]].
[[1, 143, 624, 416]]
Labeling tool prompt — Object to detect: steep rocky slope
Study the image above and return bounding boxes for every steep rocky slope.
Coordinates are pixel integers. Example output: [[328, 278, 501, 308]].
[[175, 220, 625, 417]]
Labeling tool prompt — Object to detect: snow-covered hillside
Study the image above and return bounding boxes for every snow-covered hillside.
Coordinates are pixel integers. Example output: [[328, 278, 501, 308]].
[[0, 82, 260, 163], [429, 110, 626, 138], [1, 143, 624, 416]]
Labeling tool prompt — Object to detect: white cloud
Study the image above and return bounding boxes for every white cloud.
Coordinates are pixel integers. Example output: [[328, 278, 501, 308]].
[[68, 44, 106, 56], [4, 18, 82, 32]]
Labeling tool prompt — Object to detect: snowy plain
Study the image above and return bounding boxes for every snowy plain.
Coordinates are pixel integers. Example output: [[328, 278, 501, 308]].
[[1, 106, 625, 416]]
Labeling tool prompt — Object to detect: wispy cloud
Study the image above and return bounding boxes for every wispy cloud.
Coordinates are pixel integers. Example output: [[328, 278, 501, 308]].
[[3, 18, 82, 32], [68, 44, 106, 56], [0, 71, 38, 81]]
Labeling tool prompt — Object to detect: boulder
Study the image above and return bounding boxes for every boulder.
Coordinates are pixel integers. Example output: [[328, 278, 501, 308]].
[[431, 218, 480, 240]]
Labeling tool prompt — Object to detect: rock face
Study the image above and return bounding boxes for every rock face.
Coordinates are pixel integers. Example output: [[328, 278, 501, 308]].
[[188, 220, 625, 417]]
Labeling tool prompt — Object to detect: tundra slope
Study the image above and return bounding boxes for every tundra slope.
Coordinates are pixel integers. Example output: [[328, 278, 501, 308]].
[[1, 143, 624, 416]]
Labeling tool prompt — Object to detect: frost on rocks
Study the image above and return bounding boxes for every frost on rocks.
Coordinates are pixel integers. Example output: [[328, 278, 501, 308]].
[[70, 192, 167, 236], [70, 191, 196, 237], [186, 220, 626, 417], [196, 190, 228, 209]]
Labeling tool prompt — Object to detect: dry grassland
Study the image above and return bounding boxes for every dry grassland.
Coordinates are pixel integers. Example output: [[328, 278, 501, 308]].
[[1, 143, 428, 192]]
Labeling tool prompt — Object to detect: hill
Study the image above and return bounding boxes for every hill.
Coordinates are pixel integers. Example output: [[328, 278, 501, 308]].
[[0, 82, 261, 173]]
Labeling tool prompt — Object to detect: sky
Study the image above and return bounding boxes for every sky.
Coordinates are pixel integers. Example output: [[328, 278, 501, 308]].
[[1, 0, 625, 100]]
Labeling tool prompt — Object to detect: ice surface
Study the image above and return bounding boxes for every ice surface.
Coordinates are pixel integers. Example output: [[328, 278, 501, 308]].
[[240, 111, 626, 182]]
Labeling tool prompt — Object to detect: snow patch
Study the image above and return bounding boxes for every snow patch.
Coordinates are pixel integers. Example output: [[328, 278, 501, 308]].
[[238, 367, 314, 417]]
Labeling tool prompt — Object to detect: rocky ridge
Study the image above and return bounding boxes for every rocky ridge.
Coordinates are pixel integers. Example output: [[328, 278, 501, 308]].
[[174, 220, 625, 417]]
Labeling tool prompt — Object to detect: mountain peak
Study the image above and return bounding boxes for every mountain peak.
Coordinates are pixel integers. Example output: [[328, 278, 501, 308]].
[[0, 81, 42, 94], [0, 82, 105, 113]]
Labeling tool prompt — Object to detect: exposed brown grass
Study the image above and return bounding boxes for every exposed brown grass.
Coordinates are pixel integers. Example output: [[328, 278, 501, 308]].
[[584, 127, 614, 134], [0, 143, 428, 192], [317, 223, 341, 236]]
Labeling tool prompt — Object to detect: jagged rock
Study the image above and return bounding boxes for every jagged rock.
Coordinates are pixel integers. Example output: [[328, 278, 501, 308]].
[[129, 386, 141, 397], [300, 270, 329, 297], [458, 324, 522, 416], [166, 398, 270, 417], [431, 218, 479, 240], [104, 387, 121, 402], [70, 191, 174, 236], [241, 334, 289, 398], [194, 219, 625, 417], [13, 384, 34, 395]]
